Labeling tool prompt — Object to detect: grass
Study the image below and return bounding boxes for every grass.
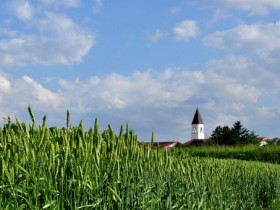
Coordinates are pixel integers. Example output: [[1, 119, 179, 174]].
[[179, 144, 280, 164], [0, 108, 280, 209]]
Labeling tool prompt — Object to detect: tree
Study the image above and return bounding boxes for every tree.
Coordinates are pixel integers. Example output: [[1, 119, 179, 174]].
[[231, 121, 248, 144], [210, 121, 258, 145], [270, 137, 280, 145], [210, 125, 233, 145]]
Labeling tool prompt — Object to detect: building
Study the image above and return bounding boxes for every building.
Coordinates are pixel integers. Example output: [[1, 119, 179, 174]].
[[184, 108, 208, 146], [259, 137, 269, 146], [191, 108, 205, 140], [139, 108, 208, 148], [138, 141, 178, 149]]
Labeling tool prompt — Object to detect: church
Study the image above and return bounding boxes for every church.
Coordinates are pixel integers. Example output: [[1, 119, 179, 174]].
[[140, 108, 269, 148], [184, 108, 208, 146], [139, 108, 208, 148], [191, 108, 205, 140]]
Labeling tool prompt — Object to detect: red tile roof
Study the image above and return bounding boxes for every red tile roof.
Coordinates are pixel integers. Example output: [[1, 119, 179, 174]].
[[138, 141, 178, 148], [184, 139, 209, 145], [259, 137, 269, 141]]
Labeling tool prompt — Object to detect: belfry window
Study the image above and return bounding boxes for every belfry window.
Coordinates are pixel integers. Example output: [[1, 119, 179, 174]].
[[193, 127, 197, 134], [200, 127, 203, 133]]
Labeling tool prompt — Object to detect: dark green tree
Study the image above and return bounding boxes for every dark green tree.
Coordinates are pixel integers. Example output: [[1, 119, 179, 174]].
[[210, 121, 258, 145], [270, 137, 280, 145], [210, 125, 232, 145]]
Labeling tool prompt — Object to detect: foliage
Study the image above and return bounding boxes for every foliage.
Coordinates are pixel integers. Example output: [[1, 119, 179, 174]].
[[0, 108, 280, 209], [210, 121, 259, 145], [269, 138, 280, 145], [179, 145, 280, 164]]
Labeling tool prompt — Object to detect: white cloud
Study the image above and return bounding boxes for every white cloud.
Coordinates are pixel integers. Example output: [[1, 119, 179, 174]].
[[217, 0, 280, 15], [0, 70, 196, 139], [202, 57, 262, 104], [173, 20, 200, 41], [1, 53, 280, 140], [225, 83, 260, 102], [0, 75, 11, 93], [0, 75, 63, 116], [0, 28, 94, 66], [58, 70, 197, 110], [149, 29, 168, 42], [0, 2, 95, 67], [203, 21, 280, 60], [209, 9, 231, 24], [21, 76, 62, 107], [13, 1, 34, 20]]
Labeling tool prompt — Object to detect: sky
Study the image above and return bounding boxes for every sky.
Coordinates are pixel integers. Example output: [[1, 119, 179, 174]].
[[0, 0, 280, 142]]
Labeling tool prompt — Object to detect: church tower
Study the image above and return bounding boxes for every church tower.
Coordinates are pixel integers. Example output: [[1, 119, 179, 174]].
[[191, 108, 205, 140]]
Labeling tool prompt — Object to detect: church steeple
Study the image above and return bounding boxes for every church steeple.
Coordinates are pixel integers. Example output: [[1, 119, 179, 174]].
[[191, 108, 205, 140], [192, 108, 204, 124]]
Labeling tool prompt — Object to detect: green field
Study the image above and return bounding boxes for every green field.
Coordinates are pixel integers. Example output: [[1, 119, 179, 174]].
[[1, 110, 280, 209], [179, 144, 280, 164]]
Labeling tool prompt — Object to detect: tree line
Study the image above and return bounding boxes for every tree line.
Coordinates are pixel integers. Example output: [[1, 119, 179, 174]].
[[209, 121, 259, 145]]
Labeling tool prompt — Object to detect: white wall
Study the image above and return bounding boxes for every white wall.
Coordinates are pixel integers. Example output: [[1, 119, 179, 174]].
[[191, 124, 205, 139]]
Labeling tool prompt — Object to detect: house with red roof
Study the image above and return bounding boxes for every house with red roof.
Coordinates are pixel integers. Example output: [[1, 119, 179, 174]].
[[138, 141, 178, 149]]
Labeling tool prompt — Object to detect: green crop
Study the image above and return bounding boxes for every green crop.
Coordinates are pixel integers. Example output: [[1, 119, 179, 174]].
[[0, 107, 280, 209], [180, 145, 280, 164]]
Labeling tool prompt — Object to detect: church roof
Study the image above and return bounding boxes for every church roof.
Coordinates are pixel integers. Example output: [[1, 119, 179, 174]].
[[138, 141, 178, 149], [192, 108, 204, 124], [184, 139, 208, 145]]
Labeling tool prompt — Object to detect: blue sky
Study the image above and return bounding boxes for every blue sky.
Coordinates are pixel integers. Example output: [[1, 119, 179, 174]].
[[0, 0, 280, 142]]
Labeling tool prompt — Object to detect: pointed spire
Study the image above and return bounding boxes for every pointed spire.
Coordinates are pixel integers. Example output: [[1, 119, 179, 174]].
[[192, 108, 204, 124]]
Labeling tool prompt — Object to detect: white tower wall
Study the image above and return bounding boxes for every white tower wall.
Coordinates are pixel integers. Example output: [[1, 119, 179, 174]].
[[191, 124, 205, 139], [191, 108, 205, 140]]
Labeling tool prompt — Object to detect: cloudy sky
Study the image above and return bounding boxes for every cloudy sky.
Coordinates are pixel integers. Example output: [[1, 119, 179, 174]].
[[0, 0, 279, 142]]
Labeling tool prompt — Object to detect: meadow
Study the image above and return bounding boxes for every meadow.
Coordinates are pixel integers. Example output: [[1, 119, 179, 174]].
[[179, 144, 280, 164], [0, 108, 280, 209]]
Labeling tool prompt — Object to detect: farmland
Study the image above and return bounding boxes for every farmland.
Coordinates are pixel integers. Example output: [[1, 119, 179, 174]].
[[178, 144, 280, 164], [1, 109, 280, 209]]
